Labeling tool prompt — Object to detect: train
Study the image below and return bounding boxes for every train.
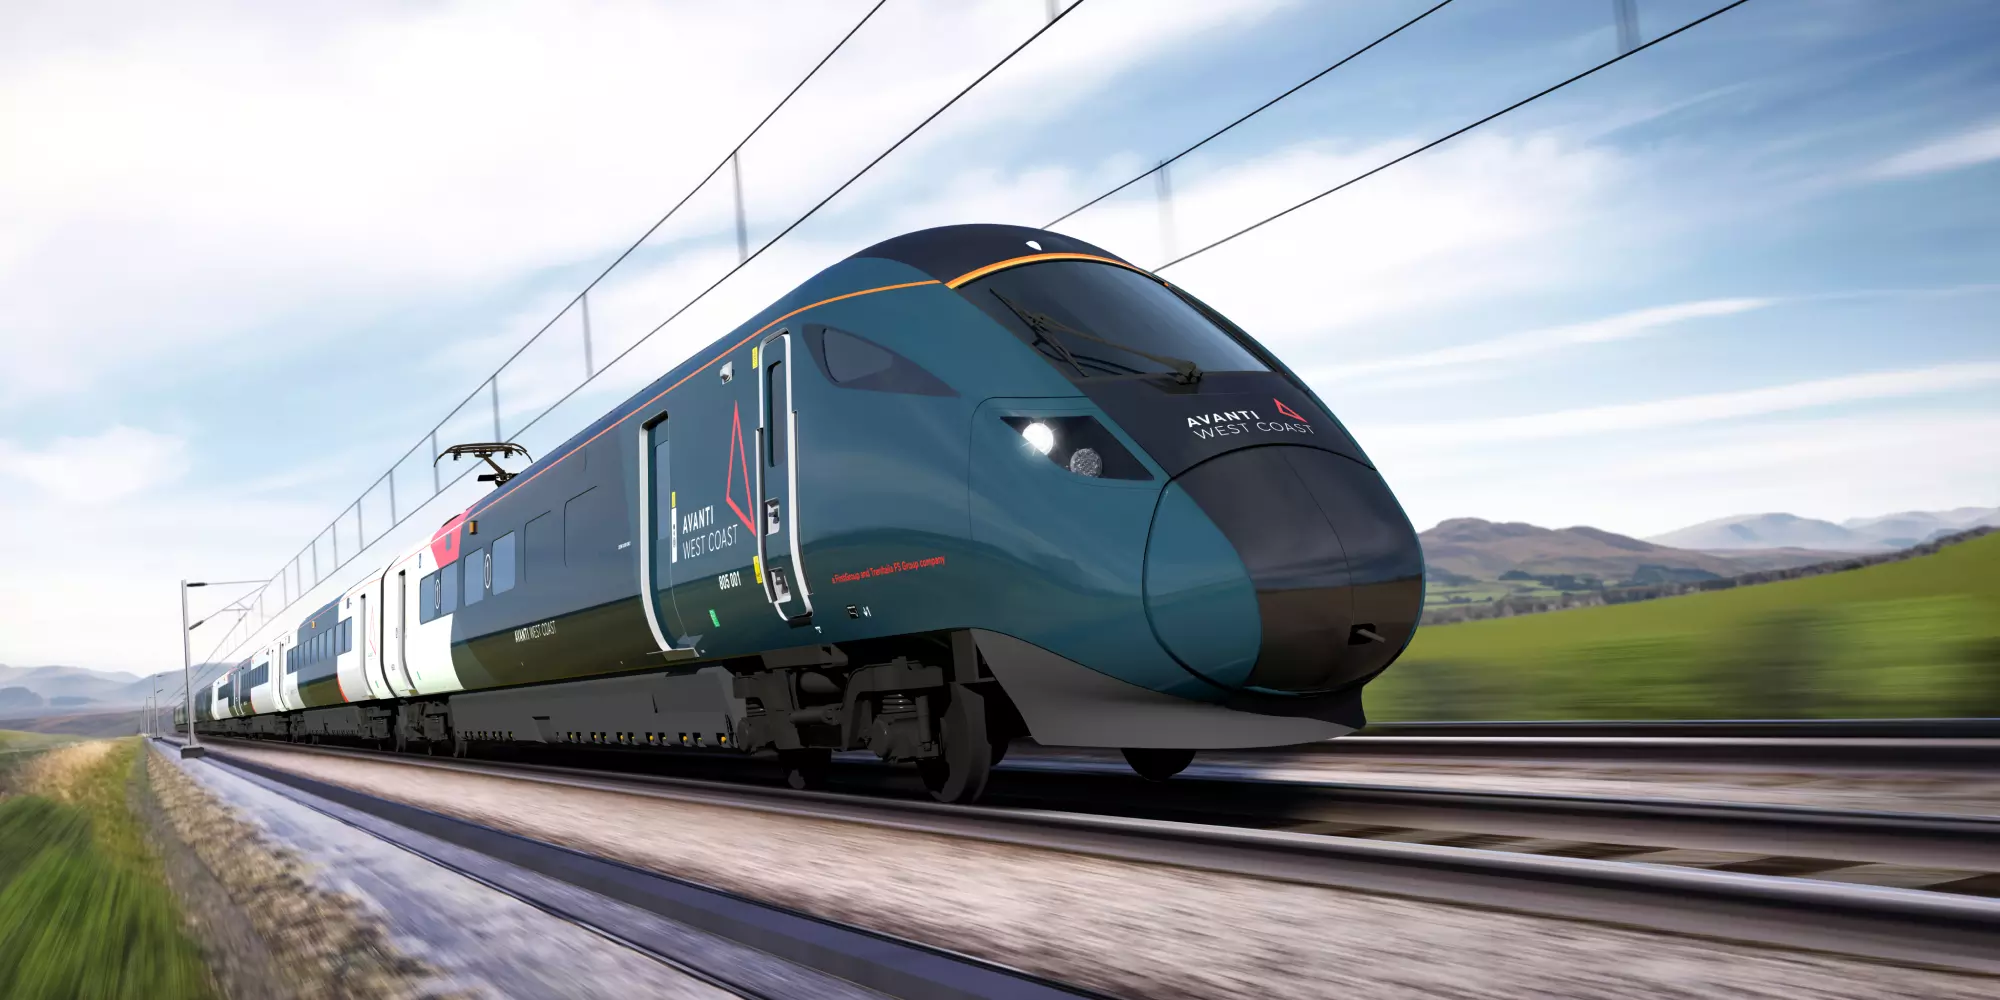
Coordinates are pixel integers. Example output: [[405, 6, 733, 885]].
[[184, 223, 1425, 802]]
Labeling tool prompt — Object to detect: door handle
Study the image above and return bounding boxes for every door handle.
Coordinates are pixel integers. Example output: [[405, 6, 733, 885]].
[[765, 498, 782, 535]]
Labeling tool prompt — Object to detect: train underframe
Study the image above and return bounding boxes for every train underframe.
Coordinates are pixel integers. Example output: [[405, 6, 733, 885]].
[[189, 628, 1177, 803]]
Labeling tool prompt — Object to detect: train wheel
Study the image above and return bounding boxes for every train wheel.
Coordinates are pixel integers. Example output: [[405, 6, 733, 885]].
[[779, 748, 832, 791], [918, 686, 993, 804], [1122, 748, 1195, 782]]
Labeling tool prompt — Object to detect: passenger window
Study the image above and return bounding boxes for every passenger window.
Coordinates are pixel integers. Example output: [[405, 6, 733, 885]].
[[441, 564, 458, 615], [565, 487, 614, 567], [806, 325, 955, 396], [463, 548, 486, 605], [525, 512, 556, 580], [339, 619, 352, 654], [419, 571, 438, 624], [492, 533, 517, 595]]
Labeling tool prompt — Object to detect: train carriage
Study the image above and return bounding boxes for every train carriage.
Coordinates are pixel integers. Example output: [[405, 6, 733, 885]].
[[194, 224, 1425, 802]]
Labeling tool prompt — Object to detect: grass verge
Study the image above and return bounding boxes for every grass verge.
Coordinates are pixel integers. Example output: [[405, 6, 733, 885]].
[[1374, 531, 2000, 720], [0, 739, 214, 999]]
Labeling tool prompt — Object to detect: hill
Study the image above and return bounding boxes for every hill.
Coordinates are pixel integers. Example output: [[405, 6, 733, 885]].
[[1372, 529, 2000, 721], [0, 665, 209, 719], [1650, 506, 1998, 551], [1418, 518, 1845, 609]]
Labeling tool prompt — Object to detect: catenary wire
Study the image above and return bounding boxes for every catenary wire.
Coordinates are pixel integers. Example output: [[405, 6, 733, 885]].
[[507, 0, 1094, 447], [203, 1, 1089, 679], [1045, 0, 1459, 230], [213, 1, 889, 675], [1155, 0, 1754, 271], [446, 0, 890, 420]]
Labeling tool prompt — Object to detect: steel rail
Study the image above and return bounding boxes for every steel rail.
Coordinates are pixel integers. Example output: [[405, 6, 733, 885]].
[[166, 739, 1114, 1000], [1357, 719, 2000, 739], [186, 737, 2000, 975], [1301, 734, 2000, 768]]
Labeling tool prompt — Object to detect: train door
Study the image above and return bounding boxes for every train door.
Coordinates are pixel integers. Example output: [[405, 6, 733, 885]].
[[756, 330, 813, 625], [383, 568, 417, 696], [277, 638, 296, 710], [638, 410, 697, 656]]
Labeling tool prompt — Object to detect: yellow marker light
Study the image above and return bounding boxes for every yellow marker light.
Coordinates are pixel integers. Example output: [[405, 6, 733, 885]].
[[752, 555, 764, 583], [751, 346, 760, 368]]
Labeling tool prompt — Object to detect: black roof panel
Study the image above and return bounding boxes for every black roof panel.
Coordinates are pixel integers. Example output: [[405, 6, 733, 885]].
[[848, 224, 1128, 284]]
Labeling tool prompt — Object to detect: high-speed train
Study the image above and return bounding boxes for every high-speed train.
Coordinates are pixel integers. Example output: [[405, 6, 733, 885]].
[[188, 224, 1425, 802]]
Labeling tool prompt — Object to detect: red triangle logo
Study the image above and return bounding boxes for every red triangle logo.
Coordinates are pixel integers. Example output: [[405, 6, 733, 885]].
[[1274, 398, 1307, 422], [723, 402, 756, 532]]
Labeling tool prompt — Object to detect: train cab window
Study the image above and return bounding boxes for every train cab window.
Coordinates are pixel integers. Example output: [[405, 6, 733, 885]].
[[463, 548, 486, 606], [492, 533, 517, 595], [804, 325, 955, 396], [960, 260, 1270, 381]]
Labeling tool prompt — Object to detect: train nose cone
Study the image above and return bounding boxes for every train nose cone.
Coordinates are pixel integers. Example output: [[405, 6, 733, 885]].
[[1145, 446, 1424, 693]]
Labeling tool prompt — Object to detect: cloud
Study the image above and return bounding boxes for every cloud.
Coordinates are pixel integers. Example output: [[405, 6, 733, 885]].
[[0, 0, 1283, 405], [0, 425, 189, 503], [1079, 132, 1627, 352], [1302, 297, 1772, 386], [1366, 361, 2000, 449], [1867, 119, 2000, 179]]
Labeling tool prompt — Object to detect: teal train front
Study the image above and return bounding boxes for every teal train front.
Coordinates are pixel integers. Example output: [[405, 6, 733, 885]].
[[191, 224, 1424, 803]]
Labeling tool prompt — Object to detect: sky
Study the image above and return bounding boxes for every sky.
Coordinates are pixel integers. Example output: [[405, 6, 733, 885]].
[[2, 0, 1996, 674]]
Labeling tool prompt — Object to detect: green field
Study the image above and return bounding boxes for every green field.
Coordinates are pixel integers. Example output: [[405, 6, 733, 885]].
[[0, 729, 80, 751], [1372, 531, 2000, 720], [0, 740, 213, 999]]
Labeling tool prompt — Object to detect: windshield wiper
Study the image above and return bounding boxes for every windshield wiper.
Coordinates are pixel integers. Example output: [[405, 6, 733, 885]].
[[991, 290, 1090, 379], [990, 290, 1203, 384]]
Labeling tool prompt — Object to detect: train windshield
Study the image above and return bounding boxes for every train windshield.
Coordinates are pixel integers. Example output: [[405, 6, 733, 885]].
[[961, 261, 1269, 381]]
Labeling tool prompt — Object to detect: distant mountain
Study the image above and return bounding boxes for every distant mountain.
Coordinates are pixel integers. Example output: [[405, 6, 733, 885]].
[[1650, 507, 1998, 552], [1839, 508, 2000, 548], [1418, 518, 1842, 586], [0, 664, 192, 719]]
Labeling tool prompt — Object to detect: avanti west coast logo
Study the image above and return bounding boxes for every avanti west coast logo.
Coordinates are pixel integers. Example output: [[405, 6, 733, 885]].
[[1187, 398, 1315, 440]]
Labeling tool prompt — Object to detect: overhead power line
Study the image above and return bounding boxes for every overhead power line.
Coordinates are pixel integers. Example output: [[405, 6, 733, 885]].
[[1156, 0, 1755, 271], [503, 0, 1095, 453], [484, 0, 891, 391], [208, 2, 888, 675], [205, 0, 1091, 673], [1046, 0, 1459, 230]]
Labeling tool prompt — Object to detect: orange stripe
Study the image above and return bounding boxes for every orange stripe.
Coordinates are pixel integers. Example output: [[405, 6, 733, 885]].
[[943, 252, 1150, 288], [478, 278, 940, 506]]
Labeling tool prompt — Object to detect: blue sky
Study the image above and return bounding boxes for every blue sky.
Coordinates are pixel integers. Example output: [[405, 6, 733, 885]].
[[1, 0, 1995, 672]]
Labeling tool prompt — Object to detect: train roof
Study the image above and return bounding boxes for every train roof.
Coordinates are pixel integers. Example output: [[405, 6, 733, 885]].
[[457, 224, 1121, 524], [848, 224, 1128, 284]]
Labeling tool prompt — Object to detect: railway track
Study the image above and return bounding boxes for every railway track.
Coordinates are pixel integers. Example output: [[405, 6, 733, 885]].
[[185, 735, 2000, 976], [161, 739, 1112, 1000], [1358, 718, 2000, 738]]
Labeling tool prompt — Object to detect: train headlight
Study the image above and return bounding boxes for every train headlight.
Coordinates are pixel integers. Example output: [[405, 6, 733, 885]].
[[998, 416, 1152, 481], [1021, 421, 1056, 455]]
